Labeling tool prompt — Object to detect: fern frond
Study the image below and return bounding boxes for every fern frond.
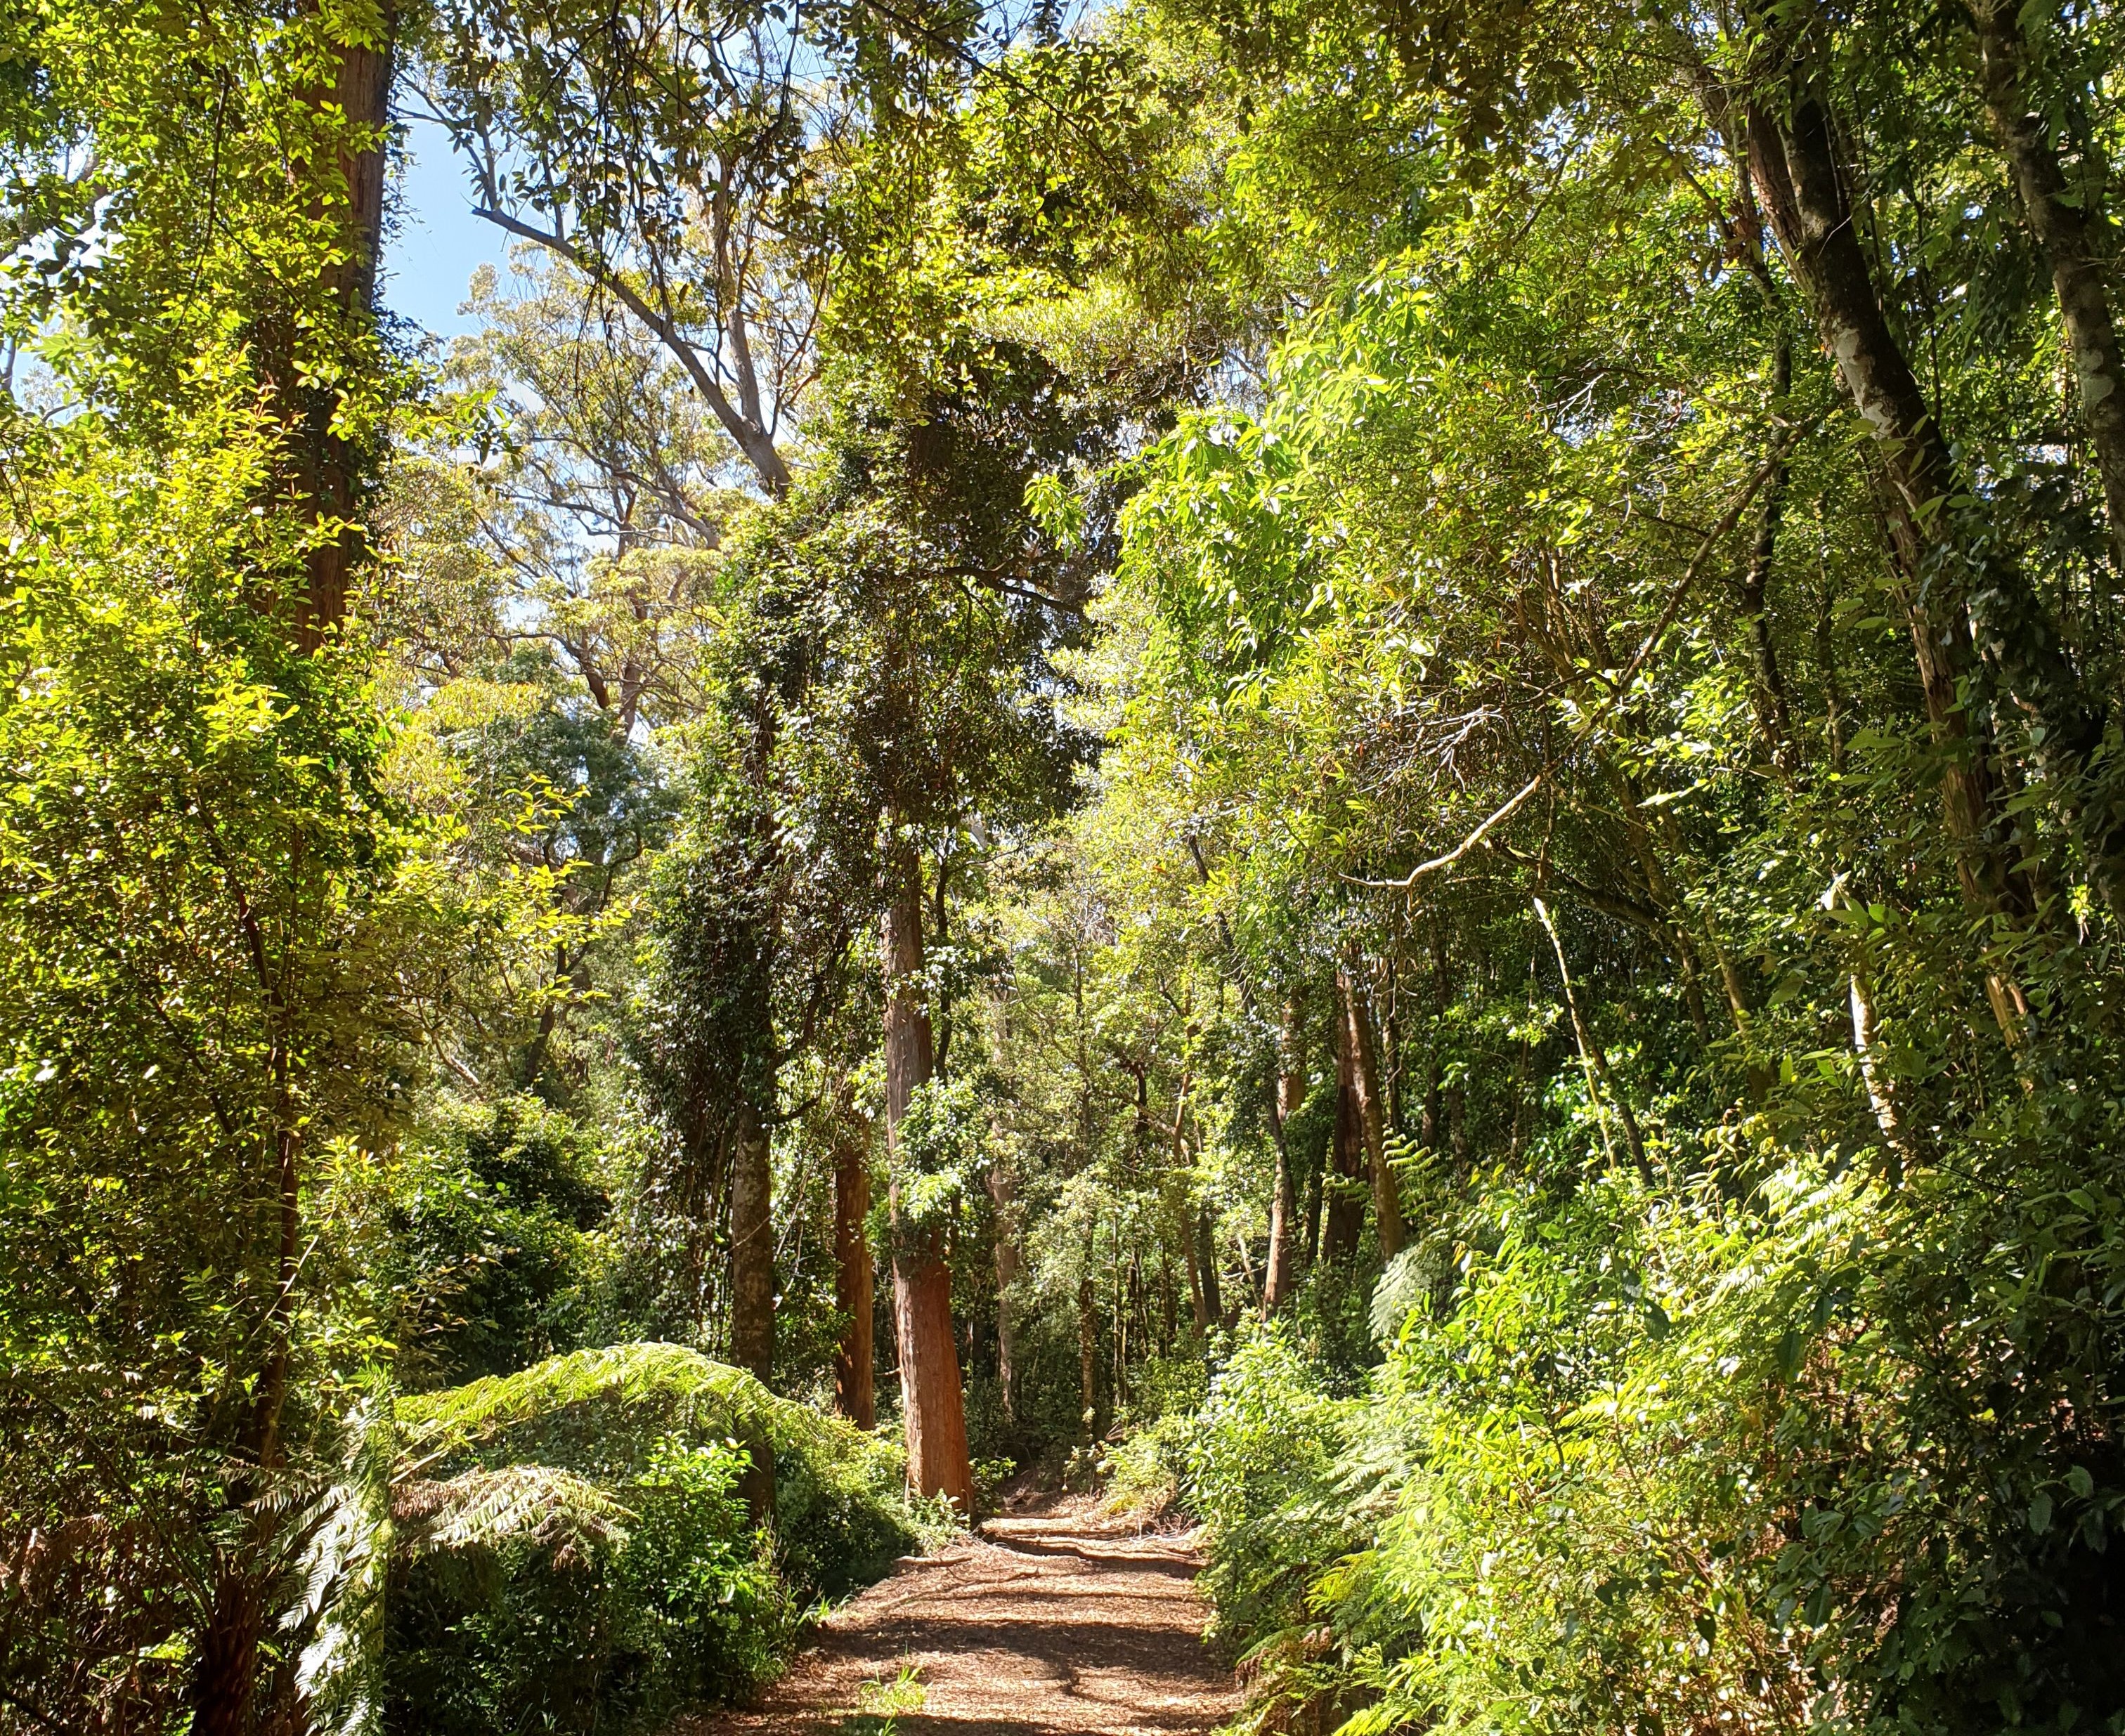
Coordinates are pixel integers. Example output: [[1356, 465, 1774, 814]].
[[395, 1464, 635, 1561], [394, 1343, 793, 1475]]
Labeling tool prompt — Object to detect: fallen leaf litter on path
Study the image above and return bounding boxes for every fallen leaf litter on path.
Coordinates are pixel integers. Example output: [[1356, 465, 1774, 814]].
[[674, 1493, 1238, 1736]]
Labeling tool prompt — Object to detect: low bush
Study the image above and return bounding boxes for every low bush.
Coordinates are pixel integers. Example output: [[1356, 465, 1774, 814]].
[[375, 1343, 934, 1733], [1138, 1136, 2125, 1736]]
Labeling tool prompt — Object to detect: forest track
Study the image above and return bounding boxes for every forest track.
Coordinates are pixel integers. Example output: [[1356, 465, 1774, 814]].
[[675, 1494, 1239, 1735]]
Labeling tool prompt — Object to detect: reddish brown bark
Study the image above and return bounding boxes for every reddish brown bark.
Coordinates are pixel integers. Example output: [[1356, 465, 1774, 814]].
[[292, 4, 395, 645], [883, 852, 973, 1510]]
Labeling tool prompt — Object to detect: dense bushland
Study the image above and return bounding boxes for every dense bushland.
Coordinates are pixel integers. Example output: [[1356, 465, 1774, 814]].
[[8, 0, 2125, 1730]]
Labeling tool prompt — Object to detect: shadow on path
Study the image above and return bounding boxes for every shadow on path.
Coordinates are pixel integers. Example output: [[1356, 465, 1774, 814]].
[[671, 1495, 1237, 1736]]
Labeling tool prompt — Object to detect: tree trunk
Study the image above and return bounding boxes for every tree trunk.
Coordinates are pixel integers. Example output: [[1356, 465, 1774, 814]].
[[833, 1118, 875, 1430], [1301, 1152, 1323, 1270], [1322, 1006, 1365, 1264], [1535, 896, 1649, 1174], [1261, 995, 1305, 1313], [988, 1155, 1018, 1426], [883, 852, 973, 1510], [1973, 0, 2125, 570], [1741, 330, 1800, 774], [193, 1565, 268, 1736], [1339, 966, 1403, 1261], [294, 2, 395, 644], [729, 1102, 774, 1382], [1743, 94, 2101, 887], [1196, 1203, 1223, 1324], [1077, 1265, 1099, 1445], [1183, 1196, 1209, 1336]]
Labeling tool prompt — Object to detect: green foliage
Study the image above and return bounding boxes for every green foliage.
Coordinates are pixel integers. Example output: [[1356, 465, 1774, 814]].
[[0, 384, 421, 1730], [891, 1075, 993, 1238], [386, 1435, 791, 1733], [386, 1345, 928, 1730], [380, 1095, 610, 1388]]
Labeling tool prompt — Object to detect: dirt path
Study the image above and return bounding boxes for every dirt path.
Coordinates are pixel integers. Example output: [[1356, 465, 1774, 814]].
[[675, 1495, 1238, 1736]]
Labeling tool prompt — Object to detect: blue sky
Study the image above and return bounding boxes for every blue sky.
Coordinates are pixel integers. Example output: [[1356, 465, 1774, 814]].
[[382, 118, 508, 341]]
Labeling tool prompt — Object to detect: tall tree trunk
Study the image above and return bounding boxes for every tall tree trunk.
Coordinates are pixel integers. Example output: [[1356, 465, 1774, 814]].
[[1973, 0, 2125, 570], [1261, 995, 1305, 1313], [1339, 965, 1404, 1261], [729, 1103, 774, 1381], [882, 850, 973, 1510], [193, 20, 394, 1721], [987, 1152, 1018, 1428], [1741, 330, 1800, 773], [294, 1, 394, 645], [833, 1116, 875, 1431], [1742, 93, 2102, 898], [1077, 1264, 1099, 1446], [1322, 1005, 1365, 1264], [1183, 1196, 1209, 1336], [1196, 1203, 1223, 1324]]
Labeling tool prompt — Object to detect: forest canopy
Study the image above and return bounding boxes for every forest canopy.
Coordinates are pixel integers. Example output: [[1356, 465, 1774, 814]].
[[4, 0, 2125, 1730]]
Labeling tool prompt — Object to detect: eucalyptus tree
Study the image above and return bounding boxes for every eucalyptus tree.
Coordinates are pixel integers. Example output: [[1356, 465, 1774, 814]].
[[415, 0, 1000, 1389], [421, 0, 865, 497]]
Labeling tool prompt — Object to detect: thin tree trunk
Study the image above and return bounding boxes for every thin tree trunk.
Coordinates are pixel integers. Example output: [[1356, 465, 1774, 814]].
[[1112, 1221, 1129, 1414], [1322, 1005, 1365, 1264], [1849, 971, 1914, 1176], [1262, 995, 1305, 1313], [1743, 95, 2100, 893], [1302, 1161, 1324, 1271], [987, 1153, 1018, 1428], [1741, 329, 1800, 773], [883, 849, 973, 1510], [729, 1102, 774, 1381], [833, 1117, 875, 1430], [1339, 965, 1404, 1261], [1973, 0, 2125, 570], [1077, 1265, 1098, 1446], [1535, 896, 1649, 1174]]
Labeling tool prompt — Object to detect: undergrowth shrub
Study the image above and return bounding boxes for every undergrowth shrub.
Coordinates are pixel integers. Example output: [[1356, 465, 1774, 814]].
[[379, 1343, 935, 1732], [1165, 1132, 2125, 1736]]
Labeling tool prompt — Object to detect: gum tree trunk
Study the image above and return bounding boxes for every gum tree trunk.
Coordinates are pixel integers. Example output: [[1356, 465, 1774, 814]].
[[292, 1, 394, 644], [883, 849, 973, 1510], [193, 14, 394, 1730], [1321, 1006, 1365, 1264]]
